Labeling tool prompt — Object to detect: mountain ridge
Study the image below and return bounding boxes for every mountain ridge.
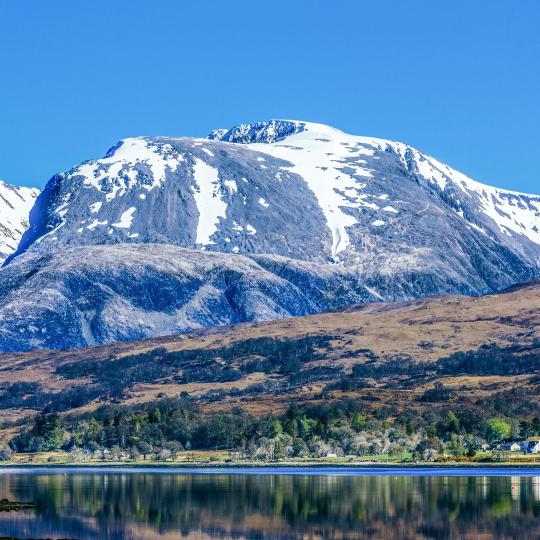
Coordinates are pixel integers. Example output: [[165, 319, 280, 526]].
[[7, 120, 540, 267]]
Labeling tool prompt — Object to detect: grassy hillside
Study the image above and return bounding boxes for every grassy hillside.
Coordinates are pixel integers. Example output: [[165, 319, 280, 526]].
[[0, 281, 538, 420], [0, 281, 539, 461]]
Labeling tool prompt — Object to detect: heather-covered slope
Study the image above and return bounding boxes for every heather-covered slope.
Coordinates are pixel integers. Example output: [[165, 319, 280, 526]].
[[0, 280, 537, 419]]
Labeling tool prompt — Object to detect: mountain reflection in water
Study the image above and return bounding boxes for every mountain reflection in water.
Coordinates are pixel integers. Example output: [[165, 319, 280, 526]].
[[0, 470, 540, 539]]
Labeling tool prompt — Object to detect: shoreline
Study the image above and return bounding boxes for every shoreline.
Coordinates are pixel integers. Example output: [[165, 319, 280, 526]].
[[3, 461, 540, 470]]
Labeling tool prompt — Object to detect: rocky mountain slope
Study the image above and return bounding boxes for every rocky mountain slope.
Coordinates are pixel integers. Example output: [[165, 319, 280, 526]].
[[9, 121, 539, 278], [0, 120, 538, 351], [0, 179, 38, 263], [0, 280, 537, 420], [0, 244, 377, 351]]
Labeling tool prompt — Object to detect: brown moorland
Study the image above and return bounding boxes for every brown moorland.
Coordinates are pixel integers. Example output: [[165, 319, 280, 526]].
[[0, 281, 538, 424]]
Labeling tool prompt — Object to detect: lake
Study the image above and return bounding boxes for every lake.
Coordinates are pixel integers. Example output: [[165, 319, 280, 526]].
[[1, 467, 540, 539]]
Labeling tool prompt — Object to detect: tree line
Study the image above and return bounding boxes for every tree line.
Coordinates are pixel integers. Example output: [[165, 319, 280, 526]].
[[6, 395, 540, 462]]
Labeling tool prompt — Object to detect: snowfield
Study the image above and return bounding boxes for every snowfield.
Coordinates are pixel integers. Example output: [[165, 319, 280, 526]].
[[0, 179, 39, 263]]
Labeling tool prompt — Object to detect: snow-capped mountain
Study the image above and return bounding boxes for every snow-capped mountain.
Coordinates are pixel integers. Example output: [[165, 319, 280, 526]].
[[0, 179, 39, 263], [0, 120, 539, 351], [210, 120, 540, 265], [10, 120, 539, 275]]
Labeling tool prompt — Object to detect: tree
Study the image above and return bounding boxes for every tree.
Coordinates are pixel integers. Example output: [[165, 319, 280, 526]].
[[486, 418, 511, 443], [446, 411, 460, 435], [447, 435, 467, 457], [255, 437, 275, 461], [138, 441, 153, 460], [520, 418, 540, 438], [0, 443, 12, 461], [271, 419, 284, 436], [69, 447, 88, 463], [413, 438, 441, 462], [464, 435, 479, 457], [10, 413, 64, 452], [34, 413, 63, 450], [519, 419, 533, 438], [300, 417, 318, 438], [351, 413, 366, 432], [292, 437, 309, 457], [157, 448, 172, 461], [167, 441, 183, 461]]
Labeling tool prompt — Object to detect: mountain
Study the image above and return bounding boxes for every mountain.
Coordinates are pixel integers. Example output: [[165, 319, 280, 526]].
[[0, 180, 38, 263], [0, 120, 538, 351], [0, 244, 377, 351], [9, 120, 540, 275], [0, 280, 538, 421]]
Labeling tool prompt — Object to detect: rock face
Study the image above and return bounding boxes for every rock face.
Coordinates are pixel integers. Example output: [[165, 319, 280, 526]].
[[0, 244, 378, 351], [0, 180, 39, 264], [0, 120, 539, 351]]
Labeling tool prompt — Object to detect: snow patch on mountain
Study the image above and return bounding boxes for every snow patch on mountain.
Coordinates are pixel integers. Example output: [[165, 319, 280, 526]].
[[113, 207, 136, 229], [192, 158, 227, 245], [0, 180, 39, 262], [87, 219, 108, 230], [90, 201, 102, 213], [76, 138, 184, 200]]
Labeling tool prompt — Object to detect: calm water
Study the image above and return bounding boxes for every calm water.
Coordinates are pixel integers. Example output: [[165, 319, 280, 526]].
[[1, 467, 540, 539]]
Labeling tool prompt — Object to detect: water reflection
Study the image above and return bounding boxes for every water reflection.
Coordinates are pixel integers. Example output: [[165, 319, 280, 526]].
[[0, 470, 540, 539]]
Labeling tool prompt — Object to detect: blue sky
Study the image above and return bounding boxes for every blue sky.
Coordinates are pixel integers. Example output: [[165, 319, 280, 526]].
[[0, 0, 539, 193]]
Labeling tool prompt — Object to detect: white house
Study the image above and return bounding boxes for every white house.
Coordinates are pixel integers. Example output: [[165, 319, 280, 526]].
[[497, 442, 521, 452], [500, 442, 521, 452], [523, 439, 540, 454]]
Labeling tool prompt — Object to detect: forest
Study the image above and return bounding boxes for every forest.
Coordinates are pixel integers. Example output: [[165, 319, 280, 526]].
[[1, 340, 539, 461], [6, 393, 540, 462]]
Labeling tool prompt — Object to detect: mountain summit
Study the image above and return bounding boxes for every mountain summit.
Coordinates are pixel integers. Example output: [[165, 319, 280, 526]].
[[0, 120, 538, 351], [10, 120, 540, 273]]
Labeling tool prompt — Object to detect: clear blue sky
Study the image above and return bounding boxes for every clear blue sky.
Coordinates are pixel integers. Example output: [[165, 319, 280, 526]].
[[1, 0, 539, 193]]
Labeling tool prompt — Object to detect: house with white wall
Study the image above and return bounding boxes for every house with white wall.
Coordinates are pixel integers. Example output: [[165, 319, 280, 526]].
[[520, 438, 540, 454]]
